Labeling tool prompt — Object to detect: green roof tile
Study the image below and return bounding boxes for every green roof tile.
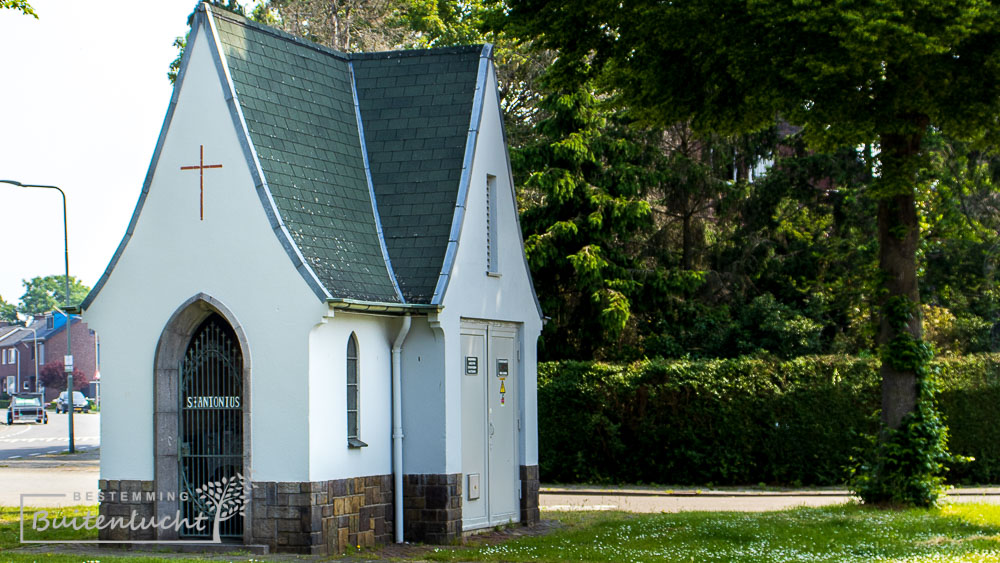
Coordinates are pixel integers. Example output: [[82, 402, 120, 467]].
[[352, 46, 481, 303], [208, 7, 484, 304], [214, 12, 400, 303]]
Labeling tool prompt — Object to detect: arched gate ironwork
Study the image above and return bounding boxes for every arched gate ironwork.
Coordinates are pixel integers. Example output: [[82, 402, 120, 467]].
[[179, 313, 244, 538]]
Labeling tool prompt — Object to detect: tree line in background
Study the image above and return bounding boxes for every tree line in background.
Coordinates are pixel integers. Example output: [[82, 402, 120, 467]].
[[14, 0, 1000, 366], [5, 0, 996, 505], [1, 0, 989, 505], [192, 0, 1000, 506], [0, 275, 91, 323], [176, 0, 1000, 364]]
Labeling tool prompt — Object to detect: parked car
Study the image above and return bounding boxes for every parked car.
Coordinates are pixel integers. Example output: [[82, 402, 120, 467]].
[[56, 391, 90, 414], [7, 393, 48, 424]]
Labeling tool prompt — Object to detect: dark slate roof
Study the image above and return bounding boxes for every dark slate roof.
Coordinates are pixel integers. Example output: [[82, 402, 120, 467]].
[[213, 14, 403, 303], [209, 7, 486, 304], [352, 48, 481, 302]]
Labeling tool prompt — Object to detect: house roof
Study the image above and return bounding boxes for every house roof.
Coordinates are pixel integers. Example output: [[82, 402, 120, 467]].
[[82, 4, 492, 309], [0, 319, 49, 347], [0, 325, 21, 345], [213, 16, 402, 303], [31, 316, 80, 341], [351, 48, 481, 302], [212, 12, 486, 304]]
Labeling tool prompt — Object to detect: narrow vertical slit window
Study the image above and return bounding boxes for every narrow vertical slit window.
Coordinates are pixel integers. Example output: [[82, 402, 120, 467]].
[[487, 174, 499, 275], [346, 333, 366, 447]]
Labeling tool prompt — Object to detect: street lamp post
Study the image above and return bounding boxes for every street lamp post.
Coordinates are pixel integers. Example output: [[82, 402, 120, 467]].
[[0, 180, 74, 452]]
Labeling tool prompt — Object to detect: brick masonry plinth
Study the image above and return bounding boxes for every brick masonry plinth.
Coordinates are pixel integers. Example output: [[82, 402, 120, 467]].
[[97, 470, 530, 551], [519, 465, 540, 525], [98, 479, 156, 541], [250, 474, 393, 554], [403, 473, 462, 544]]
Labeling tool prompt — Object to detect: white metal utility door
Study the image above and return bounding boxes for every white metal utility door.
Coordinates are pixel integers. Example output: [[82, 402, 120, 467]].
[[460, 328, 488, 529], [488, 327, 518, 523], [460, 322, 520, 530]]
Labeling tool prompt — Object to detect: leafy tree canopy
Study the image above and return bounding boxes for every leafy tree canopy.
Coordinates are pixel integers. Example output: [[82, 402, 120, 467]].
[[38, 360, 88, 391], [500, 0, 1000, 505], [0, 296, 17, 323], [18, 275, 90, 315], [502, 0, 1000, 155], [0, 0, 36, 18]]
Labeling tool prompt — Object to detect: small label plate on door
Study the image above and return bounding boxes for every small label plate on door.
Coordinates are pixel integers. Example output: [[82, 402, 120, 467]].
[[465, 356, 479, 375], [497, 359, 509, 377], [468, 473, 481, 500]]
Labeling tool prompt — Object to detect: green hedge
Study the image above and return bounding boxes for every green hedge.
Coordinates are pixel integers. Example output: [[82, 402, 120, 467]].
[[538, 354, 1000, 486]]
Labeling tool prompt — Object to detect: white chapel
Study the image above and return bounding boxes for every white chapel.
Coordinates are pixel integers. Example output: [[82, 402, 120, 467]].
[[82, 3, 543, 553]]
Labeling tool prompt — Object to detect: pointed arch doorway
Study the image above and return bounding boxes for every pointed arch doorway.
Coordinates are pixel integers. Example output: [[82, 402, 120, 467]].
[[154, 294, 252, 542], [178, 313, 244, 538]]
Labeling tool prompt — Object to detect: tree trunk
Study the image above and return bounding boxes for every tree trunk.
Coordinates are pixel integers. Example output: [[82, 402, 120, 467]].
[[212, 511, 222, 543], [681, 209, 693, 270], [876, 131, 924, 430]]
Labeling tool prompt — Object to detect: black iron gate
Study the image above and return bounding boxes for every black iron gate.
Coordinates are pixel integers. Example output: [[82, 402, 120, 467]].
[[179, 314, 244, 538]]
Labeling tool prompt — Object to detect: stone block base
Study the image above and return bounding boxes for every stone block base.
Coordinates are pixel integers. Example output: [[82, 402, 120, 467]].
[[250, 474, 393, 554], [519, 465, 540, 525], [98, 479, 156, 541], [403, 473, 462, 544]]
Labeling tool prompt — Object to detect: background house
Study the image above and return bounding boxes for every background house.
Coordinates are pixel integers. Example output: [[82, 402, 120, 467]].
[[0, 313, 98, 402]]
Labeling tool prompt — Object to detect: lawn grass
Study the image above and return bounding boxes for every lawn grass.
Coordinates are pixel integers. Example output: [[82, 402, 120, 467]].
[[426, 504, 1000, 562], [0, 506, 251, 563], [0, 506, 98, 549], [3, 503, 1000, 562]]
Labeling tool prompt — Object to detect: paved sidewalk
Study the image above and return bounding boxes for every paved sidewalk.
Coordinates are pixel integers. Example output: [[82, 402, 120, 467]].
[[540, 484, 1000, 512], [4, 458, 999, 513], [0, 449, 99, 507]]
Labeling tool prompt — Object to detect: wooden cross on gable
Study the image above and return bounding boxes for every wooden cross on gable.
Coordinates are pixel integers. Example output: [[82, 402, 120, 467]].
[[180, 145, 223, 221]]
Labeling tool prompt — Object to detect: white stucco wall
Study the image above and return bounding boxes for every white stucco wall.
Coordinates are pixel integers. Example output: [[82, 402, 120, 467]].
[[83, 22, 325, 482], [399, 316, 447, 474], [433, 63, 544, 473], [308, 311, 396, 480]]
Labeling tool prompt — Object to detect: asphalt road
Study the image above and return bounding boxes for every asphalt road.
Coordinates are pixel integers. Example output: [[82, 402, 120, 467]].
[[540, 485, 1000, 512], [0, 409, 99, 460]]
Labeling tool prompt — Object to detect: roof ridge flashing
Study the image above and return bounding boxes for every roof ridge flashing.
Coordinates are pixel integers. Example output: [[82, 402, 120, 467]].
[[349, 44, 485, 60]]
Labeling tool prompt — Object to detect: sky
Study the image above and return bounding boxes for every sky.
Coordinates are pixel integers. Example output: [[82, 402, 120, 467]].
[[0, 1, 227, 305]]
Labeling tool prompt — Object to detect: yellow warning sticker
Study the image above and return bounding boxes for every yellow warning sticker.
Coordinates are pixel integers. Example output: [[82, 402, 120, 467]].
[[500, 381, 506, 394]]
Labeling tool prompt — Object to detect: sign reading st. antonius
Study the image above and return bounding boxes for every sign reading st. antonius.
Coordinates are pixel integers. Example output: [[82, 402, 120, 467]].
[[80, 3, 542, 555], [185, 396, 240, 409]]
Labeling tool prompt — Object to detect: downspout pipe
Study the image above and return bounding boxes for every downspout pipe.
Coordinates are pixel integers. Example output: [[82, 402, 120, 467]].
[[392, 314, 412, 543]]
